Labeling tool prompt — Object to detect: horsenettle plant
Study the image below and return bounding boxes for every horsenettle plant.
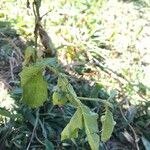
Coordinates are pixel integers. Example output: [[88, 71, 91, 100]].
[[20, 57, 116, 150]]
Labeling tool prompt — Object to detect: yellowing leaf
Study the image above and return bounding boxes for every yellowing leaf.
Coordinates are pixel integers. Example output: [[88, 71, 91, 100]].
[[20, 58, 57, 108], [57, 74, 100, 150], [81, 105, 100, 150], [61, 108, 83, 140], [57, 75, 79, 106], [20, 65, 44, 87], [52, 91, 67, 105], [101, 109, 116, 142], [23, 46, 36, 66], [58, 75, 77, 98], [20, 65, 47, 108]]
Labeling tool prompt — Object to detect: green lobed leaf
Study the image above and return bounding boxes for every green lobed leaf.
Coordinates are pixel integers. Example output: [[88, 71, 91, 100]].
[[101, 108, 116, 142], [61, 108, 83, 140], [20, 65, 48, 108], [81, 105, 100, 150]]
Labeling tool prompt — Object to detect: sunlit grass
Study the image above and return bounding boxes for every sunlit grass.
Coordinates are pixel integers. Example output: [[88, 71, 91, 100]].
[[0, 80, 15, 110]]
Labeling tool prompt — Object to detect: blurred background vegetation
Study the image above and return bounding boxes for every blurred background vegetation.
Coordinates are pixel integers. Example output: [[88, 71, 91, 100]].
[[0, 0, 150, 149]]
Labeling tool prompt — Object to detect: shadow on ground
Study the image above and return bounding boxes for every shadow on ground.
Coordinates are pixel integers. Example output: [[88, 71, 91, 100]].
[[0, 20, 25, 83]]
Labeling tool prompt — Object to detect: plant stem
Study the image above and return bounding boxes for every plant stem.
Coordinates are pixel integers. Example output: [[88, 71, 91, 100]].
[[26, 109, 39, 150], [77, 96, 106, 103]]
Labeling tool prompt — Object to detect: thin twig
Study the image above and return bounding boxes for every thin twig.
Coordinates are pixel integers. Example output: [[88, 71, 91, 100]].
[[26, 109, 39, 150], [26, 0, 30, 8], [119, 106, 139, 150], [35, 131, 45, 145], [32, 2, 39, 50], [78, 96, 106, 103], [9, 58, 14, 81], [40, 10, 52, 20]]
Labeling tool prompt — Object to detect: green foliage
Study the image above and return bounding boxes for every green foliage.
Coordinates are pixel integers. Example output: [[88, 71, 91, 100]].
[[0, 107, 22, 119], [81, 105, 99, 150], [20, 62, 115, 149], [20, 65, 44, 87], [20, 65, 48, 108], [23, 46, 36, 66], [61, 105, 100, 150], [54, 74, 80, 106], [52, 91, 68, 105], [53, 75, 101, 150], [61, 108, 83, 139], [101, 108, 116, 142], [45, 139, 54, 150], [20, 58, 57, 107]]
